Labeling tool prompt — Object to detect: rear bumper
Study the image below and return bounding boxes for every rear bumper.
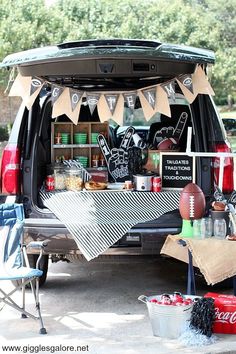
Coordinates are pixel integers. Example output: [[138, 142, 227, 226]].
[[24, 217, 181, 256]]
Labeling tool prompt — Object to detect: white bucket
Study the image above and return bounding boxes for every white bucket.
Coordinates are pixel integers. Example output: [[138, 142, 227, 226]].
[[139, 294, 197, 339]]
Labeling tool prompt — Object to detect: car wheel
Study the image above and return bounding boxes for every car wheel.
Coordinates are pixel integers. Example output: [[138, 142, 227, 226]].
[[11, 254, 49, 288]]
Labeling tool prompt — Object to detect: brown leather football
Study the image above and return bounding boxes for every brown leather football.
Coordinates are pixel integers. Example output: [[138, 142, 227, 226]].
[[179, 182, 206, 220]]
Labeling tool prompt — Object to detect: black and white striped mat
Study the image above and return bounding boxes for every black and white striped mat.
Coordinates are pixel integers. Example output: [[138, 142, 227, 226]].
[[40, 190, 180, 260]]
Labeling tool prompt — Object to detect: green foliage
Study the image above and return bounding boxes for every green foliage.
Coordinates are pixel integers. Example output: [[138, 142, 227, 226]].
[[0, 0, 235, 104], [0, 125, 9, 141]]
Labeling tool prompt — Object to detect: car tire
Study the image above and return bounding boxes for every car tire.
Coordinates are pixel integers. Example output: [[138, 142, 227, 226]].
[[11, 254, 49, 288]]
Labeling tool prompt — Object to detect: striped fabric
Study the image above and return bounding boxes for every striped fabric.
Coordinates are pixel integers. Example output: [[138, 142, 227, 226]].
[[40, 190, 180, 261]]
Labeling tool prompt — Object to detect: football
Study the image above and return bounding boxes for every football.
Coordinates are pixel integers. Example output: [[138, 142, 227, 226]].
[[157, 137, 178, 151], [179, 182, 206, 220]]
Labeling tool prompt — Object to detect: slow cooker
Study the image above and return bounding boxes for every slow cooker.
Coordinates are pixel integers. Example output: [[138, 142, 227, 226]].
[[133, 172, 156, 191]]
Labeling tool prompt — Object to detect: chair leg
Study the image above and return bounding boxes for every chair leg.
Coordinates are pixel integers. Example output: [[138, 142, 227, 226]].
[[21, 278, 27, 318], [35, 278, 47, 334]]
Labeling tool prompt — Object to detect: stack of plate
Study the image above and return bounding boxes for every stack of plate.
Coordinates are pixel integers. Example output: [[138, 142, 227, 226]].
[[91, 133, 99, 144], [74, 155, 88, 168], [61, 133, 70, 144], [74, 133, 87, 144]]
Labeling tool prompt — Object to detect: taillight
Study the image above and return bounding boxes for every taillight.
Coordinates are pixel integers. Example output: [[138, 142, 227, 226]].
[[213, 143, 234, 194], [0, 144, 21, 194]]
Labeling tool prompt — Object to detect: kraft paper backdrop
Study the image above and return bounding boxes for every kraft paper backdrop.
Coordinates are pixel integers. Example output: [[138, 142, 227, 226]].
[[8, 65, 214, 124]]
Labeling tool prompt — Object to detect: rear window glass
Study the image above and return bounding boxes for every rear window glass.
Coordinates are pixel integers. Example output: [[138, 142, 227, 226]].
[[109, 96, 189, 128]]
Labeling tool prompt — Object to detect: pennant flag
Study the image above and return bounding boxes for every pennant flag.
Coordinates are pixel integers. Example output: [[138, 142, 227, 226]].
[[104, 94, 119, 115], [8, 73, 41, 110], [138, 89, 156, 121], [52, 87, 82, 125], [162, 80, 176, 102], [123, 92, 137, 111], [141, 88, 156, 110], [9, 73, 31, 98], [69, 89, 82, 111], [52, 87, 68, 118], [98, 94, 124, 125], [156, 85, 171, 117], [87, 93, 101, 115], [176, 74, 196, 104], [192, 65, 215, 96], [30, 77, 44, 96], [8, 66, 215, 125], [51, 85, 64, 105], [178, 74, 194, 94]]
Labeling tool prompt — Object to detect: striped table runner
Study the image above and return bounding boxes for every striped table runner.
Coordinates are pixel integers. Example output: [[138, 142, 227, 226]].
[[40, 190, 180, 260]]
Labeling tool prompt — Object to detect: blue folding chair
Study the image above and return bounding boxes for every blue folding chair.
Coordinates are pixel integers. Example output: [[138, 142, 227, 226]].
[[0, 203, 47, 334]]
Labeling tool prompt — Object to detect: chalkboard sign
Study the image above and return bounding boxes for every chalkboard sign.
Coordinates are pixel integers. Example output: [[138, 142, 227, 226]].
[[160, 153, 195, 189]]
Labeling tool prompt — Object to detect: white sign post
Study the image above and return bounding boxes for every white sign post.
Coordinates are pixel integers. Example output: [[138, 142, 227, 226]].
[[186, 127, 235, 191]]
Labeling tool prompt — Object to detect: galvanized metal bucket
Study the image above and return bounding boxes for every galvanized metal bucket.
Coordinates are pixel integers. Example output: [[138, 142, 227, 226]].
[[138, 294, 195, 339]]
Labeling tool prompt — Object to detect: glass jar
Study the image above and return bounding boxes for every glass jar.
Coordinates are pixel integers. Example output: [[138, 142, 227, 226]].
[[65, 167, 83, 191], [53, 163, 66, 190]]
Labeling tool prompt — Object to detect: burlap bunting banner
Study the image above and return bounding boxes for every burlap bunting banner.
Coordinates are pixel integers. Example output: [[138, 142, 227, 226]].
[[8, 65, 214, 124]]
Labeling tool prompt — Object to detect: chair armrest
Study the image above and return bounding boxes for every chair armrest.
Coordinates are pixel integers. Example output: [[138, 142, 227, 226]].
[[24, 241, 48, 270], [27, 241, 48, 250]]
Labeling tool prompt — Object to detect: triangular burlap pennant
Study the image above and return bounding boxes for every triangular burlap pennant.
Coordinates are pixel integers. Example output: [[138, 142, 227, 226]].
[[9, 73, 31, 98], [30, 77, 44, 96], [65, 88, 82, 124], [51, 85, 64, 105], [52, 87, 82, 125], [8, 73, 42, 110], [97, 94, 124, 125], [141, 87, 156, 110], [162, 80, 176, 102], [178, 74, 194, 94], [192, 65, 215, 96], [97, 94, 112, 122], [176, 75, 196, 104], [156, 85, 171, 117], [138, 89, 156, 121], [104, 94, 119, 115], [87, 93, 101, 115], [69, 89, 83, 112], [52, 87, 68, 118], [23, 77, 45, 110], [123, 92, 137, 112], [24, 87, 42, 110], [110, 94, 124, 126]]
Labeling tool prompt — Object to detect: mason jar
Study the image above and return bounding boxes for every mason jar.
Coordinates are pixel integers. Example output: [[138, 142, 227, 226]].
[[53, 163, 66, 190], [65, 167, 83, 191]]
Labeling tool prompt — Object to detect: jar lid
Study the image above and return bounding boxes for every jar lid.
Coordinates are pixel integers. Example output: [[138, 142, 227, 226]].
[[66, 167, 82, 175]]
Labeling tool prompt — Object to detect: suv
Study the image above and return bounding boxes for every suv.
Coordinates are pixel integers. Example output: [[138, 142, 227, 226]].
[[0, 39, 234, 285]]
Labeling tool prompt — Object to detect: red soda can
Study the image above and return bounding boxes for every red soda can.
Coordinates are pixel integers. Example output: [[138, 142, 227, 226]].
[[46, 175, 55, 191], [152, 176, 161, 192]]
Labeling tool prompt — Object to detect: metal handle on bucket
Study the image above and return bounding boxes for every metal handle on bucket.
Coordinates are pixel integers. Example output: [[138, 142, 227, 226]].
[[138, 295, 148, 303]]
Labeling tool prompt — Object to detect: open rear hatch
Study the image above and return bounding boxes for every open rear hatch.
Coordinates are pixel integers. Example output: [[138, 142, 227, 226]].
[[0, 39, 215, 90]]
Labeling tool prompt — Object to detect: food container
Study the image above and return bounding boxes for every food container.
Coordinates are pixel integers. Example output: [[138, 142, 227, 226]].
[[53, 163, 66, 190], [133, 172, 156, 191], [74, 155, 88, 168], [65, 167, 83, 191]]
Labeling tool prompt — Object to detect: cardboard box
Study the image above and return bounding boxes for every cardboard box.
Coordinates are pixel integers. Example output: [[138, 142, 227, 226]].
[[205, 292, 236, 334]]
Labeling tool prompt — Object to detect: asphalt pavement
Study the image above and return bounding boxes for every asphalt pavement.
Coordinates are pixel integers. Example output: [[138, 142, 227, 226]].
[[1, 255, 236, 354]]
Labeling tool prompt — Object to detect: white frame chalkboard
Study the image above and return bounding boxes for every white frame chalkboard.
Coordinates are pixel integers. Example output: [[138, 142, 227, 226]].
[[160, 152, 196, 190]]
